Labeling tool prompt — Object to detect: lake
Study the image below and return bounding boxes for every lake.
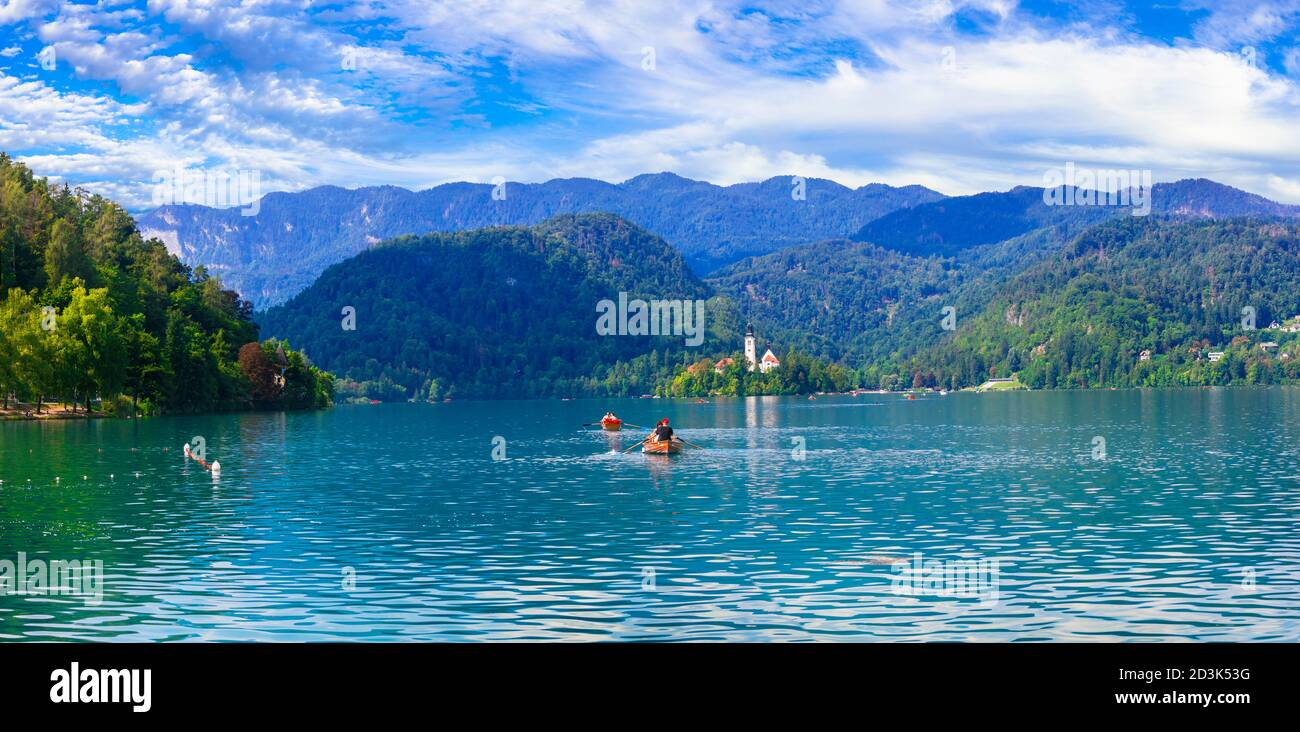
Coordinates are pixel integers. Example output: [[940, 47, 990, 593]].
[[2, 389, 1298, 641]]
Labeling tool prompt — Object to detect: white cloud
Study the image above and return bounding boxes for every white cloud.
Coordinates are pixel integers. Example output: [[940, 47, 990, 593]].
[[1187, 0, 1300, 48], [6, 0, 1300, 210], [0, 0, 54, 26]]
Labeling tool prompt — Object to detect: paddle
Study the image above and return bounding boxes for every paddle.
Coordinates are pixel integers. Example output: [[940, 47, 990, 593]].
[[676, 437, 705, 450], [621, 439, 649, 454]]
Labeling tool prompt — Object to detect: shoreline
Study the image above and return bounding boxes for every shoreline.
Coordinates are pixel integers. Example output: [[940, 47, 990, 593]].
[[0, 406, 112, 422], [340, 383, 1291, 406], [1, 403, 330, 422], [5, 385, 1286, 418]]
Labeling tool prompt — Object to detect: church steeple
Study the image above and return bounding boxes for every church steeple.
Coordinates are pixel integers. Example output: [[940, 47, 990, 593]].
[[744, 324, 757, 371]]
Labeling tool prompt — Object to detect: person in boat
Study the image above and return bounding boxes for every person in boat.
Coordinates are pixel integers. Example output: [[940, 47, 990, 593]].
[[650, 418, 674, 443], [603, 412, 618, 422]]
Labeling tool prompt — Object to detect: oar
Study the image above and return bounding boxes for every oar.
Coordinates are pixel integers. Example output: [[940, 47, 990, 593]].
[[621, 422, 648, 430], [676, 437, 705, 450], [621, 439, 649, 454]]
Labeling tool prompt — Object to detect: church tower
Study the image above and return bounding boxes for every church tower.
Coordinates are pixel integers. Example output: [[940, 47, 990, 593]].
[[744, 324, 757, 371]]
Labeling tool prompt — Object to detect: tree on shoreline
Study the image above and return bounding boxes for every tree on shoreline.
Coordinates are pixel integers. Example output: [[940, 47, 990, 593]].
[[0, 153, 333, 417]]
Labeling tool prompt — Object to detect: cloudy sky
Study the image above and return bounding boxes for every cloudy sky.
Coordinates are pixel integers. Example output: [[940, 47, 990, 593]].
[[2, 0, 1300, 210]]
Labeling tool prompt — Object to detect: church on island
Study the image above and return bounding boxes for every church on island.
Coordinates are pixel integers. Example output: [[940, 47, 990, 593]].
[[715, 325, 780, 373]]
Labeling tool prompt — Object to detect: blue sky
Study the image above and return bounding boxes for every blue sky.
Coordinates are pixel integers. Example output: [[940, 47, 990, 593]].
[[2, 0, 1300, 210]]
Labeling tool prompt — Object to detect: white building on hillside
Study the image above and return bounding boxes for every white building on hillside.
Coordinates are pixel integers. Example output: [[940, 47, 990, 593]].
[[743, 325, 781, 373]]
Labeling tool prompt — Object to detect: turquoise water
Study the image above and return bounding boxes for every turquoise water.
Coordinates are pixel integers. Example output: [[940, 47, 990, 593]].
[[1, 389, 1298, 641]]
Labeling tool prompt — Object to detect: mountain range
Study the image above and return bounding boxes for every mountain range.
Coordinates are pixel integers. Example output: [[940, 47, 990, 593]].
[[851, 178, 1300, 257], [138, 173, 941, 308], [713, 178, 1300, 361], [146, 172, 1300, 398]]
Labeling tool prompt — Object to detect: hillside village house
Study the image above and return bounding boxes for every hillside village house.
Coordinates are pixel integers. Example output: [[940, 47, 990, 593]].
[[1208, 351, 1225, 362], [1139, 349, 1151, 361], [1261, 342, 1279, 353]]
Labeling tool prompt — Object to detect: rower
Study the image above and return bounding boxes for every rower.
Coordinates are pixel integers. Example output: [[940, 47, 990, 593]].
[[651, 418, 674, 443]]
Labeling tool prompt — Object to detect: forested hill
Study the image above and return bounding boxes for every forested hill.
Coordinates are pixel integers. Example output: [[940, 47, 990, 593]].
[[256, 214, 750, 400], [714, 215, 1300, 391], [909, 217, 1300, 389], [259, 209, 1300, 400], [709, 223, 1076, 365], [0, 153, 332, 416], [138, 173, 942, 307]]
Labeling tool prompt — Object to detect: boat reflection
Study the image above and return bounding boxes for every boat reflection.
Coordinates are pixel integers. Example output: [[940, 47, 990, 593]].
[[642, 449, 676, 486]]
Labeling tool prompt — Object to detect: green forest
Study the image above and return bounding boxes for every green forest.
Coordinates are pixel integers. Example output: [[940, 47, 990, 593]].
[[259, 213, 855, 400], [902, 217, 1300, 390], [0, 154, 332, 417], [718, 215, 1300, 392], [14, 152, 1300, 409], [262, 208, 1300, 401]]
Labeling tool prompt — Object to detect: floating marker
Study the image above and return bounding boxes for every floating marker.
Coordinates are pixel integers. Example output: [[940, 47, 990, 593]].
[[211, 461, 221, 474]]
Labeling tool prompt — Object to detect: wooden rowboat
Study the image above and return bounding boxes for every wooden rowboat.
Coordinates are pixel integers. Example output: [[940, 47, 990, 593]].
[[600, 418, 623, 431], [642, 439, 684, 455]]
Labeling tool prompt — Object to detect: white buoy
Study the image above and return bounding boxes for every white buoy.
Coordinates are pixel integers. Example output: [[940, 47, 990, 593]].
[[210, 460, 221, 474], [183, 443, 192, 457]]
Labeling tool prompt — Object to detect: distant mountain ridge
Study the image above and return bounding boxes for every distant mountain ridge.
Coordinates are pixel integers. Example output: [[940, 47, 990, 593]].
[[852, 178, 1300, 257], [138, 173, 942, 307]]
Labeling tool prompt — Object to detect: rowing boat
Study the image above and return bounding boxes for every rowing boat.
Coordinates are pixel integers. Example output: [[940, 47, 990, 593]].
[[600, 417, 623, 431], [642, 438, 684, 455]]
